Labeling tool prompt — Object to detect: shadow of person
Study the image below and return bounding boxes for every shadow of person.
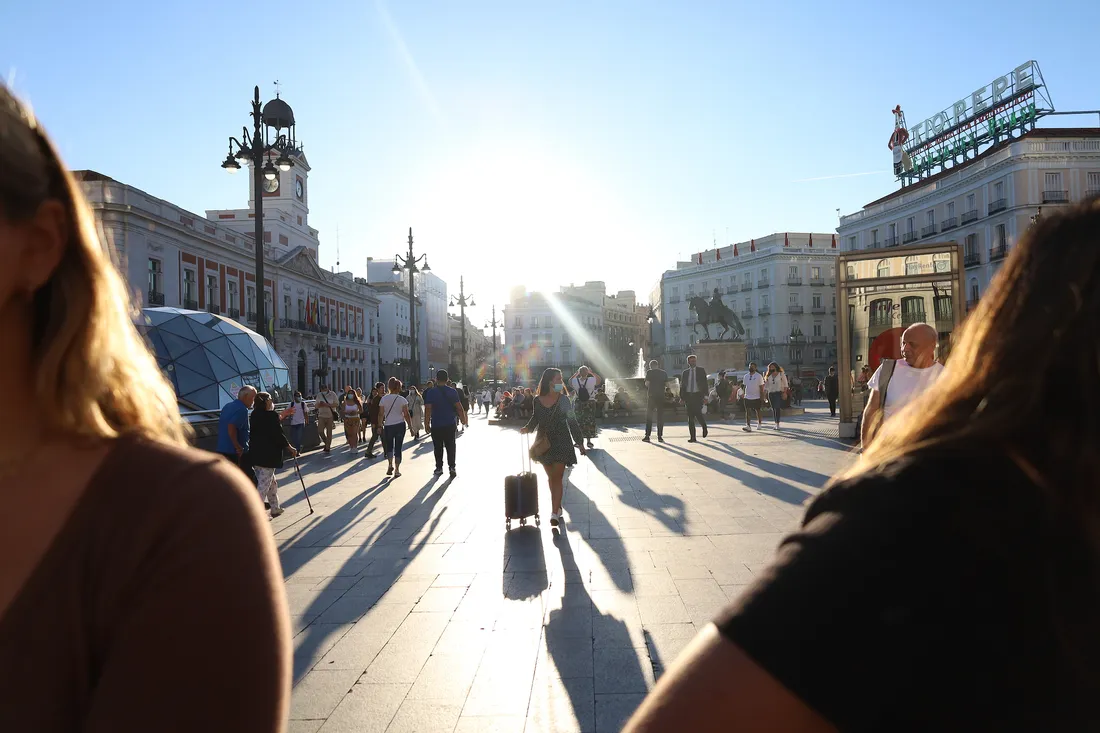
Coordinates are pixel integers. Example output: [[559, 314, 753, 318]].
[[502, 525, 548, 600], [543, 528, 652, 732]]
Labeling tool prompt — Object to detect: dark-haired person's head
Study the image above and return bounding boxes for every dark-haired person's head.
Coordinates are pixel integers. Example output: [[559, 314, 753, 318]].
[[436, 369, 448, 382], [537, 368, 564, 396], [387, 377, 402, 393]]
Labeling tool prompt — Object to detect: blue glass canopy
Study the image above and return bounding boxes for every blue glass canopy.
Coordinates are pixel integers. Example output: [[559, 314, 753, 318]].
[[136, 307, 291, 411]]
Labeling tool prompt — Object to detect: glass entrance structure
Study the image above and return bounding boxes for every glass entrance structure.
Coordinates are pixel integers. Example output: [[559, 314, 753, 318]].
[[837, 243, 964, 438], [137, 307, 290, 412]]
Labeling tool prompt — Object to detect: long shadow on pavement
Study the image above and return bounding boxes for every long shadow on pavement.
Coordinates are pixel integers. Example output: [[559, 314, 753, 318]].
[[720, 444, 834, 488], [289, 476, 451, 681], [654, 441, 814, 506], [586, 451, 686, 534]]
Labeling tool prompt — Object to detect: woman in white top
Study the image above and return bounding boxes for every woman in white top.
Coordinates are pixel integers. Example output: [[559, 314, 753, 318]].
[[569, 365, 602, 449], [763, 362, 790, 430], [279, 390, 308, 453], [379, 377, 413, 477], [342, 390, 363, 451], [407, 385, 424, 440]]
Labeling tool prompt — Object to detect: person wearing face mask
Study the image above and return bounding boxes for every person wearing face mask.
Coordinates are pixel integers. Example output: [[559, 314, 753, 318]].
[[521, 368, 586, 527], [249, 392, 299, 517], [280, 390, 307, 454], [764, 362, 790, 430]]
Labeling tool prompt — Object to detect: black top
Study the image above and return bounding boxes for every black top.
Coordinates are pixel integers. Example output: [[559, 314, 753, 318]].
[[715, 452, 1100, 731], [645, 368, 668, 399], [824, 373, 839, 397], [247, 409, 291, 468], [716, 378, 732, 401]]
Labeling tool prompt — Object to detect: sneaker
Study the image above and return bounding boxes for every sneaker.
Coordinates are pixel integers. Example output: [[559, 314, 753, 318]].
[[434, 468, 443, 476], [658, 437, 665, 443], [743, 426, 752, 432], [641, 436, 651, 443], [687, 438, 698, 443], [270, 507, 284, 518], [449, 469, 457, 478], [549, 513, 560, 527]]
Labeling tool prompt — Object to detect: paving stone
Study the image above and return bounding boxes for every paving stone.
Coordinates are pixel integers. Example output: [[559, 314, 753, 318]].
[[527, 675, 595, 733], [290, 669, 362, 720], [593, 646, 654, 694], [406, 653, 483, 702], [385, 700, 463, 733], [636, 596, 691, 625], [594, 693, 647, 733], [316, 683, 409, 733], [452, 715, 526, 733]]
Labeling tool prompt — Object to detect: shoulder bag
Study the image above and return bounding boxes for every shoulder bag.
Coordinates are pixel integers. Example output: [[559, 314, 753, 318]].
[[529, 398, 558, 460]]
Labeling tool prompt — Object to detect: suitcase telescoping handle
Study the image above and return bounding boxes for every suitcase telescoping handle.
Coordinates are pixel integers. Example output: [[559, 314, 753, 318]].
[[521, 431, 531, 474]]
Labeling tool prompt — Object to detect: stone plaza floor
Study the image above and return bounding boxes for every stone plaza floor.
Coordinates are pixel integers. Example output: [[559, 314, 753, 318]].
[[272, 403, 854, 732]]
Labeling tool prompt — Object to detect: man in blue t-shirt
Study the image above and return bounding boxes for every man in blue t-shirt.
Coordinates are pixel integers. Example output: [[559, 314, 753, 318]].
[[423, 369, 467, 477], [217, 385, 258, 485]]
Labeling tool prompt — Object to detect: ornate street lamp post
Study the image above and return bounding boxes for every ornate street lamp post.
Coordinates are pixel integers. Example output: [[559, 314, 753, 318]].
[[449, 276, 476, 385], [392, 228, 430, 383], [485, 305, 501, 385], [220, 85, 301, 342]]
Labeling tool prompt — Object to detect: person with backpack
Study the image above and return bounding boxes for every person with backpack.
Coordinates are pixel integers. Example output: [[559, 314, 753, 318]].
[[860, 323, 944, 446], [569, 365, 602, 450]]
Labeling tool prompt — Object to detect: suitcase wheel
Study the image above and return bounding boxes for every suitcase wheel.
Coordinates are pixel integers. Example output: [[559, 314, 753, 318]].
[[535, 514, 541, 527], [519, 517, 527, 527]]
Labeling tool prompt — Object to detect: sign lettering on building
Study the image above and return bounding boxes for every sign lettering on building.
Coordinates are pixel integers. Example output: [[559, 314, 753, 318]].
[[895, 61, 1054, 182]]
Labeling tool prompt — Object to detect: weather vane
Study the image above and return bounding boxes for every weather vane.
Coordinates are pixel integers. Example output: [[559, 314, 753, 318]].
[[274, 79, 281, 98]]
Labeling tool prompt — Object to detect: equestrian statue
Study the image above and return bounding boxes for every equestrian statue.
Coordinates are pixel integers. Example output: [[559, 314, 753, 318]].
[[688, 288, 746, 341]]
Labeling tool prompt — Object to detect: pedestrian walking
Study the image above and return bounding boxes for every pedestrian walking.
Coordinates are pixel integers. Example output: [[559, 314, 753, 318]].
[[280, 390, 307, 453], [716, 371, 733, 419], [216, 385, 258, 484], [860, 324, 944, 446], [249, 391, 299, 517], [679, 355, 709, 442], [741, 362, 766, 432], [407, 384, 424, 439], [315, 382, 340, 453], [424, 369, 467, 477], [355, 387, 368, 444], [569, 365, 602, 449], [364, 382, 384, 457], [379, 377, 412, 477], [460, 385, 471, 433], [482, 387, 492, 416], [642, 359, 668, 443], [764, 362, 790, 430], [0, 82, 289, 728], [341, 388, 363, 452], [824, 367, 839, 417], [520, 368, 586, 527]]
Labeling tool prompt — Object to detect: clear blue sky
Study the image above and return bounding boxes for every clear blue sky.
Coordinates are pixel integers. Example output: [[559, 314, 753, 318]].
[[3, 0, 1097, 327]]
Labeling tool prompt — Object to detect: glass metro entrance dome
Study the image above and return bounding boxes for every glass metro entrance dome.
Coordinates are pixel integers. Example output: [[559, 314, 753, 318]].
[[137, 308, 290, 412]]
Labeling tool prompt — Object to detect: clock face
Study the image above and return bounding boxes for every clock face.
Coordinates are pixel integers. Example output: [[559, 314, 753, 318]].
[[295, 179, 304, 199], [262, 176, 279, 194]]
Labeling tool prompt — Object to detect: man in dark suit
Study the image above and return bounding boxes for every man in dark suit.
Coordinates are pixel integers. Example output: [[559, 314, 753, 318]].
[[642, 359, 668, 443], [824, 366, 840, 417], [679, 354, 708, 442]]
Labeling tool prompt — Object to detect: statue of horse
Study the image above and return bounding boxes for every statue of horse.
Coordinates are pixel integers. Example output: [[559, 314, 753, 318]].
[[687, 294, 746, 341]]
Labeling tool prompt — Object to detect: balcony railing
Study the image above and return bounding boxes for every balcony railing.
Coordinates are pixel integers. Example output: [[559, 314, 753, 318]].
[[961, 209, 980, 224], [869, 315, 892, 328], [740, 310, 753, 319], [988, 198, 1007, 215], [809, 277, 824, 286], [989, 245, 1009, 261], [1042, 190, 1069, 204], [935, 309, 954, 323], [183, 298, 198, 310], [669, 320, 682, 327], [811, 335, 827, 343], [964, 252, 981, 267], [921, 224, 937, 238], [901, 312, 926, 326], [740, 283, 752, 291], [1088, 188, 1100, 198], [811, 305, 825, 314], [941, 216, 958, 231], [757, 307, 771, 316], [228, 308, 240, 319], [903, 231, 919, 244], [147, 290, 165, 306], [884, 236, 899, 247], [788, 305, 804, 314], [757, 280, 770, 288], [206, 304, 221, 315], [357, 333, 364, 341], [668, 296, 681, 303], [786, 277, 802, 286], [246, 311, 257, 322], [725, 286, 736, 294]]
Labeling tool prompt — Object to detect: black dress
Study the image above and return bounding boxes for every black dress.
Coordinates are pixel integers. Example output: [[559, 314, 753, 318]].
[[248, 410, 291, 469], [523, 394, 584, 466]]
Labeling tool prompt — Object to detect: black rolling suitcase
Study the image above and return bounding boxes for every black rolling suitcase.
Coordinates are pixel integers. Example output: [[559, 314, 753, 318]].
[[505, 435, 540, 529]]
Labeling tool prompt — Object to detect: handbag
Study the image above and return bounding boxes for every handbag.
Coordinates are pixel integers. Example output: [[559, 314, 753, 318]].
[[529, 399, 558, 460]]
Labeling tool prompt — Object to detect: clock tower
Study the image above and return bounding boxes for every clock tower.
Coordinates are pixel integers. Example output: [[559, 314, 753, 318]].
[[244, 149, 310, 225]]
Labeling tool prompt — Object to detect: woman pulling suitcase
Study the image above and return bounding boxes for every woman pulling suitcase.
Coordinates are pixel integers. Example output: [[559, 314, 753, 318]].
[[520, 368, 586, 527]]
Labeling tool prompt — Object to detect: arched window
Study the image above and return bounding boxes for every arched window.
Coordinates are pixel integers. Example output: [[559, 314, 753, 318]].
[[846, 264, 856, 279], [876, 259, 889, 278], [969, 278, 980, 303], [869, 298, 893, 328], [901, 296, 926, 325], [904, 255, 920, 276]]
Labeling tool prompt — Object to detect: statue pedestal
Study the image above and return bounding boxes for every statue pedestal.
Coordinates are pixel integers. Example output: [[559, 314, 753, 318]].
[[691, 341, 747, 373]]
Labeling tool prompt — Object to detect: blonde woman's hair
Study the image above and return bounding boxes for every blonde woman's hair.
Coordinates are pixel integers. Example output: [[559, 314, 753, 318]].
[[1, 84, 187, 445]]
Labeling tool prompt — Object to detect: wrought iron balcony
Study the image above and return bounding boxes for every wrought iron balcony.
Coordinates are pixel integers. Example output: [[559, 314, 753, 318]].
[[961, 210, 980, 224], [183, 298, 198, 310], [811, 335, 827, 343], [1042, 190, 1069, 204], [869, 315, 892, 328], [148, 290, 165, 306], [726, 286, 736, 294], [740, 283, 752, 291], [330, 327, 338, 336], [787, 277, 802, 286], [758, 307, 771, 316], [668, 296, 681, 304], [988, 198, 1007, 215], [247, 311, 257, 322], [740, 310, 753, 319], [757, 280, 770, 288], [788, 305, 804, 314], [901, 311, 927, 326], [903, 231, 919, 244], [228, 308, 240, 319], [1088, 188, 1100, 198], [921, 224, 937, 238], [809, 277, 824, 286], [989, 245, 1009, 261], [935, 308, 954, 322], [206, 304, 221, 315], [964, 252, 981, 267], [941, 217, 958, 231], [884, 236, 900, 247], [811, 305, 825, 314], [357, 333, 364, 341]]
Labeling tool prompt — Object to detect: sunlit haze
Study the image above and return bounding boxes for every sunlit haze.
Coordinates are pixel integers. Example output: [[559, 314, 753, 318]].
[[3, 0, 1097, 329]]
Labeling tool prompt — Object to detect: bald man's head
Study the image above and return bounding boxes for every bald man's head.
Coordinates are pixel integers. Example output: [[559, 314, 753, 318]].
[[901, 323, 938, 368]]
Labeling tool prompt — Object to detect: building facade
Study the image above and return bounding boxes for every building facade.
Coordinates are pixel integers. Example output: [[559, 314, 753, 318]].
[[365, 258, 448, 383], [560, 282, 649, 377], [658, 233, 840, 376], [838, 128, 1100, 310], [79, 162, 381, 397], [370, 281, 421, 387], [447, 312, 492, 385], [503, 287, 604, 384]]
